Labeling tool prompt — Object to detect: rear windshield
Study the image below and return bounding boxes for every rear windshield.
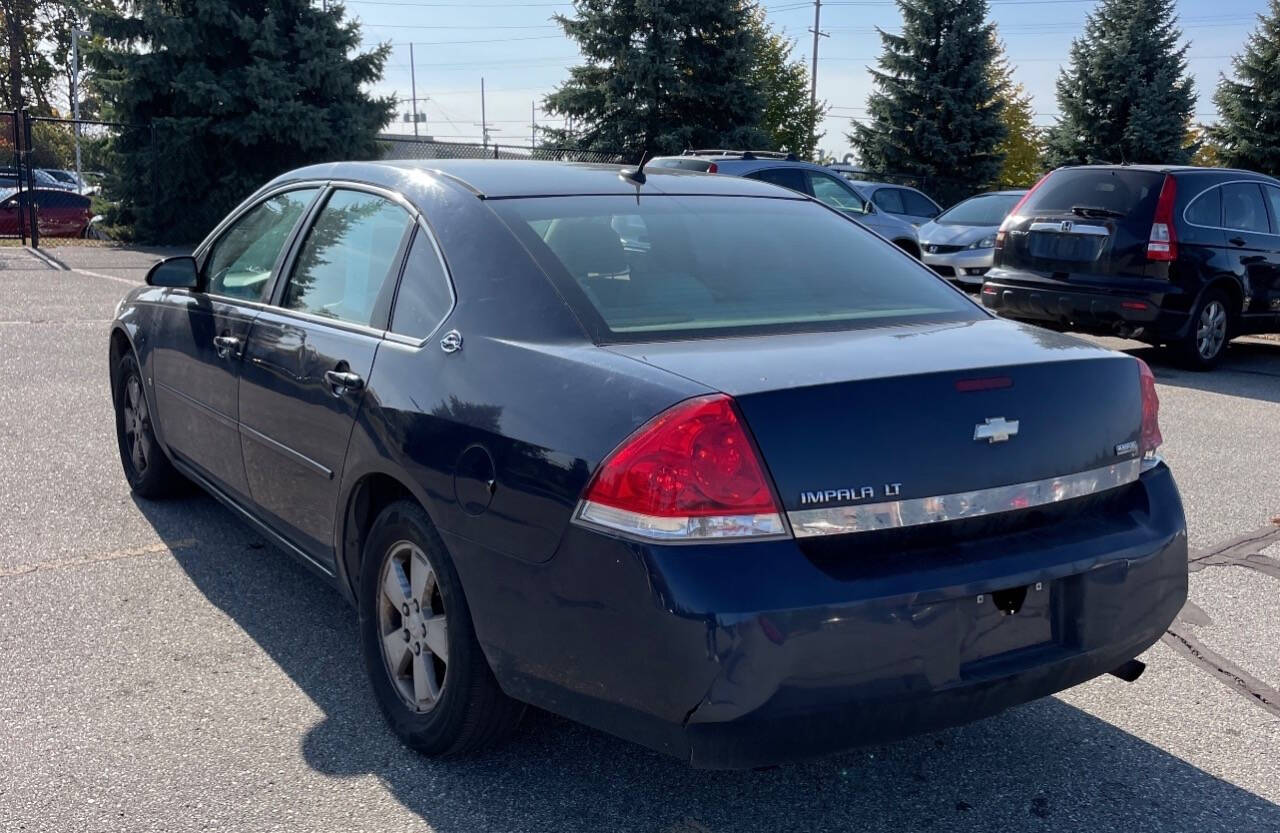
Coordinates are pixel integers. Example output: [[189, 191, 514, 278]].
[[493, 195, 980, 342], [649, 158, 713, 172], [1020, 169, 1164, 227], [936, 193, 1024, 226]]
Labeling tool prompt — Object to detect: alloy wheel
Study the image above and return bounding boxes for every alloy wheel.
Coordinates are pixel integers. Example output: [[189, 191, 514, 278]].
[[122, 374, 152, 477], [1196, 300, 1227, 360], [377, 541, 449, 712]]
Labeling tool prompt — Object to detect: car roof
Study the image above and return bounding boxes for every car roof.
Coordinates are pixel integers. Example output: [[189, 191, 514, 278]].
[[1060, 163, 1279, 182], [272, 159, 807, 200], [843, 180, 929, 192]]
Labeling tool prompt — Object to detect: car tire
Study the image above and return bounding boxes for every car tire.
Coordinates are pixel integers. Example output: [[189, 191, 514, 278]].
[[895, 240, 921, 259], [1172, 288, 1232, 370], [112, 352, 184, 498], [358, 499, 524, 756]]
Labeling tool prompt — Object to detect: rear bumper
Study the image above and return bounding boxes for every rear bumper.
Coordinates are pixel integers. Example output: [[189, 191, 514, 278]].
[[981, 274, 1189, 340], [448, 464, 1188, 769], [923, 247, 994, 285]]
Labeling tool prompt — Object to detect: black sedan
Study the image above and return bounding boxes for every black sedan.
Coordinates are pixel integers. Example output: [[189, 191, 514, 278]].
[[109, 160, 1188, 769]]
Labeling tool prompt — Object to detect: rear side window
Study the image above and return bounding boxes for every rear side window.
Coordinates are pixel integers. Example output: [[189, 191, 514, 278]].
[[390, 227, 454, 339], [872, 188, 905, 213], [1266, 186, 1280, 235], [1018, 169, 1164, 232], [745, 168, 806, 194], [35, 191, 89, 210], [1221, 183, 1269, 233], [493, 195, 981, 342], [901, 189, 940, 218], [1184, 184, 1222, 227], [283, 189, 412, 327]]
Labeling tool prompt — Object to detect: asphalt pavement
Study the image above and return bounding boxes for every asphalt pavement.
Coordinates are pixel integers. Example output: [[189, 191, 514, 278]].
[[2, 244, 1278, 833]]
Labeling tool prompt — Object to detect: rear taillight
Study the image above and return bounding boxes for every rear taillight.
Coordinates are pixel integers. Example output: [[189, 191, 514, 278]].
[[1147, 175, 1178, 261], [575, 394, 785, 541], [706, 162, 719, 174], [995, 170, 1053, 251], [1137, 359, 1162, 459]]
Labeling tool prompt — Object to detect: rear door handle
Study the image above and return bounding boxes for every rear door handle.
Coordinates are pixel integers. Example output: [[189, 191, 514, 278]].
[[324, 369, 364, 397], [212, 335, 240, 359], [1229, 237, 1247, 247]]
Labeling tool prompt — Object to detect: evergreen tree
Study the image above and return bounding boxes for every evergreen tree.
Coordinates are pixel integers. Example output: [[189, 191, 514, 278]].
[[748, 11, 825, 157], [1045, 0, 1194, 167], [989, 36, 1042, 185], [542, 0, 766, 155], [1210, 0, 1280, 176], [849, 0, 1005, 206], [88, 0, 392, 243]]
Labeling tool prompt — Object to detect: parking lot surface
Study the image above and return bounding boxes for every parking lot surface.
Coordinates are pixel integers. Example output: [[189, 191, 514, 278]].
[[2, 245, 1279, 833]]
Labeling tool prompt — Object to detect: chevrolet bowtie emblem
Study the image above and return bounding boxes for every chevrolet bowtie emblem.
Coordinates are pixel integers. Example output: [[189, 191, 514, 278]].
[[974, 417, 1019, 443]]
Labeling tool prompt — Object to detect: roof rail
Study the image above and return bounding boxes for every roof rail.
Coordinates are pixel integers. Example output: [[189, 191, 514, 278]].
[[681, 149, 800, 162]]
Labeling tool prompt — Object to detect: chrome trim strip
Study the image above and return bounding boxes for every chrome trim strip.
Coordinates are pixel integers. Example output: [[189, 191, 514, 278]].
[[1181, 179, 1280, 238], [788, 459, 1142, 538], [154, 380, 238, 431], [239, 423, 334, 480], [1028, 221, 1110, 236]]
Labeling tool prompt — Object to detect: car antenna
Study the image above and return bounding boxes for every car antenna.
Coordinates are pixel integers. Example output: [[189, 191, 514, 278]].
[[621, 152, 649, 186]]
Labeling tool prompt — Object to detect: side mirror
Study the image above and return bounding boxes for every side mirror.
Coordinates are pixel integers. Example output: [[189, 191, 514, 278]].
[[146, 255, 199, 288]]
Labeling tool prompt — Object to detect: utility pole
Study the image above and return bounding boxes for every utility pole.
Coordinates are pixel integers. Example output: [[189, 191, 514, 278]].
[[531, 100, 536, 148], [409, 43, 420, 137], [480, 77, 487, 150], [71, 28, 88, 190], [809, 0, 828, 109]]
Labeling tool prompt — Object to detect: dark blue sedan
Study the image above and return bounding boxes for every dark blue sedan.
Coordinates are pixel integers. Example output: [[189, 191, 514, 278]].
[[109, 160, 1187, 769]]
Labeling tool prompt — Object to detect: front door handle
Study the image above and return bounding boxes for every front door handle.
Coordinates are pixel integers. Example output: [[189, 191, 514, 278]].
[[1229, 237, 1247, 247], [324, 369, 365, 397], [212, 335, 240, 359]]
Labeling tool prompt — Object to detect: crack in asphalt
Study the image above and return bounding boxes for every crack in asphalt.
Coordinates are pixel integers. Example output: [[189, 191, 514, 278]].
[[1162, 521, 1280, 720], [0, 538, 198, 579]]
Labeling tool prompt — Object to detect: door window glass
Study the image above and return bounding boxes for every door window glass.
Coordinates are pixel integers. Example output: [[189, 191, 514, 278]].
[[390, 227, 454, 338], [1184, 185, 1222, 227], [204, 188, 319, 301], [1222, 182, 1269, 234], [744, 167, 807, 194], [900, 189, 940, 218], [1265, 186, 1280, 235], [872, 188, 906, 214], [806, 173, 867, 213], [282, 189, 412, 327]]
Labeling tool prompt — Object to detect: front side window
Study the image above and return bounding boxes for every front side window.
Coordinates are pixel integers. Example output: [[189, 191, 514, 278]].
[[495, 195, 980, 342], [1222, 182, 1268, 234], [390, 227, 454, 339], [282, 189, 412, 327], [204, 188, 319, 301], [872, 188, 906, 214], [807, 173, 867, 213]]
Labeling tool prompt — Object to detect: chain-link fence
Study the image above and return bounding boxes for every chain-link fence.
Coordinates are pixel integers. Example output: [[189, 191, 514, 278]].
[[0, 110, 28, 240], [379, 134, 635, 165]]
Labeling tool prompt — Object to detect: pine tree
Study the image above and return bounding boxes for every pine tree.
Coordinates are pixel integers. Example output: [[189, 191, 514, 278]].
[[1045, 0, 1194, 167], [542, 0, 767, 155], [748, 12, 825, 157], [88, 0, 393, 243], [1210, 0, 1280, 176], [989, 36, 1042, 185]]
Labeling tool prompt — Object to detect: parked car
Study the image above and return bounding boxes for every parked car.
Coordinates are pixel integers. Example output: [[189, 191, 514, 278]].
[[982, 164, 1280, 369], [0, 187, 93, 237], [831, 172, 943, 226], [40, 168, 97, 194], [110, 159, 1186, 769], [0, 166, 73, 191], [649, 151, 921, 257], [919, 189, 1027, 287]]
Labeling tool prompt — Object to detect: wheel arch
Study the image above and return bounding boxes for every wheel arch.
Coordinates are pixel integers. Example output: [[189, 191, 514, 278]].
[[894, 238, 921, 259], [339, 469, 433, 605], [1199, 276, 1246, 325]]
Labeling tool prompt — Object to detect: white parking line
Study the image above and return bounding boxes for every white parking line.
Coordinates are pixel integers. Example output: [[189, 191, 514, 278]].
[[69, 267, 143, 286]]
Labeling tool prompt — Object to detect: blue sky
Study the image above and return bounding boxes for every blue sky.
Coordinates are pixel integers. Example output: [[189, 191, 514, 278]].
[[354, 0, 1268, 158]]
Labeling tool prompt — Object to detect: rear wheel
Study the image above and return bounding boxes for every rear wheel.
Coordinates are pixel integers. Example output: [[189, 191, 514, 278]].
[[112, 352, 183, 498], [1172, 289, 1232, 370], [358, 500, 524, 755]]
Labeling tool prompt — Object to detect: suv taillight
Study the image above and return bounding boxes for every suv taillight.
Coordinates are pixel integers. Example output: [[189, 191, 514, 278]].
[[1147, 175, 1178, 262], [996, 170, 1052, 251], [575, 394, 785, 541], [706, 162, 719, 174], [1137, 359, 1163, 459]]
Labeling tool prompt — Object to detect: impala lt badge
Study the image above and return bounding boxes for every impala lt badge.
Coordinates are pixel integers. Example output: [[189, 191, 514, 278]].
[[800, 483, 903, 506], [974, 417, 1019, 444]]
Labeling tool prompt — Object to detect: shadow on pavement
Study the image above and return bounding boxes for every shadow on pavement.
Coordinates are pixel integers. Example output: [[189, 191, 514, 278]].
[[134, 493, 1280, 833], [1116, 339, 1280, 405]]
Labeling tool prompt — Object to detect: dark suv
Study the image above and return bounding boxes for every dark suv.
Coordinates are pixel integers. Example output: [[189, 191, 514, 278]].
[[981, 164, 1280, 368]]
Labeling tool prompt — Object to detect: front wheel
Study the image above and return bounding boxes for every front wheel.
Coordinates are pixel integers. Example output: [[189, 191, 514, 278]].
[[358, 500, 524, 756], [1172, 289, 1232, 370], [112, 352, 184, 498]]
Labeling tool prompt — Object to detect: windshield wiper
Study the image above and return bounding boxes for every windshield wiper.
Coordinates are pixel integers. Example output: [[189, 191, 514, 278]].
[[1070, 205, 1125, 219]]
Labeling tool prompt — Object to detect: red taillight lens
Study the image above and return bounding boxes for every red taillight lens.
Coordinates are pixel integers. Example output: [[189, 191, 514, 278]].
[[1137, 358, 1162, 458], [706, 162, 719, 174], [1147, 175, 1178, 262], [996, 170, 1054, 251], [576, 394, 785, 540]]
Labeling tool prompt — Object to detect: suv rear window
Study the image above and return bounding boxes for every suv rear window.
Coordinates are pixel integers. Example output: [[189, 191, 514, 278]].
[[493, 195, 980, 342], [1019, 169, 1165, 231], [649, 158, 713, 172]]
